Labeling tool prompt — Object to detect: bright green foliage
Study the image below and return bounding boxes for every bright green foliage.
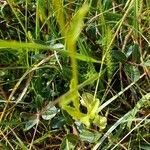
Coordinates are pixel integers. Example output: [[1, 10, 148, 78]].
[[55, 4, 90, 126], [0, 40, 99, 63], [80, 92, 107, 130], [133, 0, 141, 40], [102, 27, 113, 81], [98, 1, 113, 81], [57, 4, 106, 130], [52, 0, 66, 37], [60, 91, 107, 130]]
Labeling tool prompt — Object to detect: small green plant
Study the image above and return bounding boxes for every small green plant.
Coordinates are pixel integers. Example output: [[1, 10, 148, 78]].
[[60, 91, 107, 130]]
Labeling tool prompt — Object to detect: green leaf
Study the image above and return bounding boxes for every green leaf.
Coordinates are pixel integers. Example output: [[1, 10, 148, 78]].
[[79, 129, 101, 143], [132, 43, 141, 63], [93, 115, 107, 131], [81, 92, 100, 119], [60, 134, 79, 150], [126, 45, 134, 58], [81, 92, 95, 108], [42, 106, 59, 120], [64, 4, 89, 113], [63, 105, 85, 121], [79, 115, 91, 127], [0, 40, 100, 64], [51, 116, 66, 129], [79, 92, 102, 127], [66, 4, 89, 44], [131, 66, 141, 81], [88, 99, 100, 119], [24, 115, 39, 131], [112, 50, 127, 63], [58, 72, 106, 128], [52, 0, 66, 36], [0, 40, 58, 51], [76, 53, 101, 63], [124, 64, 140, 81]]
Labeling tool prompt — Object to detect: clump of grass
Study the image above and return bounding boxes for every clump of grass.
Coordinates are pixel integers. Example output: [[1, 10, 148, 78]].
[[0, 0, 150, 150]]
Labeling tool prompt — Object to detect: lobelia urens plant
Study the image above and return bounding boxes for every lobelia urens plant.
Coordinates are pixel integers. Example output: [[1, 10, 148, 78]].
[[52, 1, 107, 130]]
